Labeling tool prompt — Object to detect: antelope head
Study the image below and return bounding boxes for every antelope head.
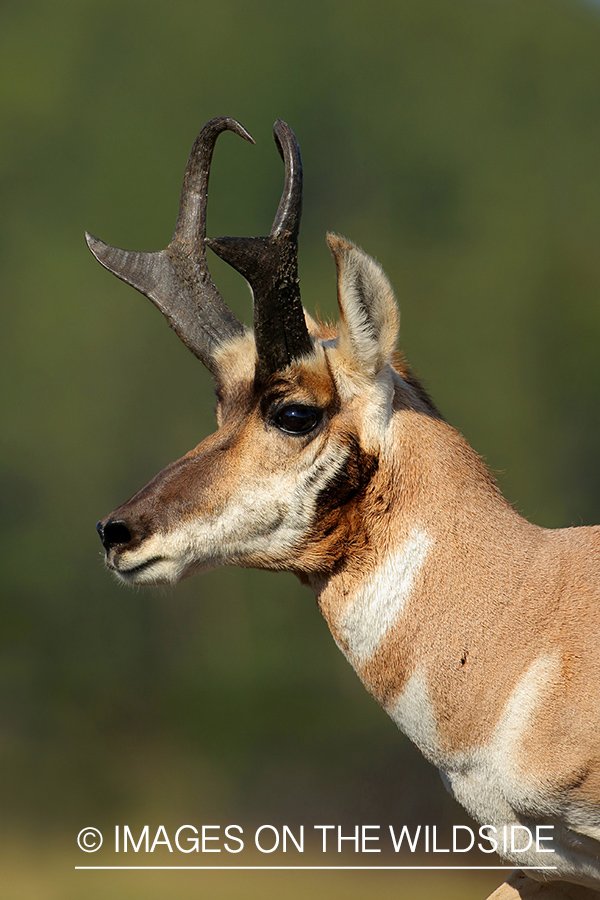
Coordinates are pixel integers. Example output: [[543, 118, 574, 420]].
[[90, 117, 404, 586]]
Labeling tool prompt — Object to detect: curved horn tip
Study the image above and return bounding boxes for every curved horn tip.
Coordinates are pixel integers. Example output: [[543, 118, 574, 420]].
[[202, 116, 255, 146], [272, 119, 298, 160], [273, 119, 292, 136]]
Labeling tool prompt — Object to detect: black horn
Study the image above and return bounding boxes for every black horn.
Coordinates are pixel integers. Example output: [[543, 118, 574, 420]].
[[86, 117, 253, 377], [206, 120, 313, 376]]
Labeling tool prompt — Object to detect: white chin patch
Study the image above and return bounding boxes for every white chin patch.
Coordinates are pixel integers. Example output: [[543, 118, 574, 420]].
[[109, 554, 185, 586]]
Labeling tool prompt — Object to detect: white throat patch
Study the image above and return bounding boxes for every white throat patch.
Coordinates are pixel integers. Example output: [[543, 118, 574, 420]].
[[337, 528, 430, 666]]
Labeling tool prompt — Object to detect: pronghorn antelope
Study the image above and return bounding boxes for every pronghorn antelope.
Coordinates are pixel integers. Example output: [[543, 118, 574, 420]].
[[89, 118, 600, 900]]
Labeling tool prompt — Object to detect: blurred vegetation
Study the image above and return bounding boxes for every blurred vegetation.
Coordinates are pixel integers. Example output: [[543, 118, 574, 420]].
[[2, 0, 600, 893], [1, 841, 504, 900]]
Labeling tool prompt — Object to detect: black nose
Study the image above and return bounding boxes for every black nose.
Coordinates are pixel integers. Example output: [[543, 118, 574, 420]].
[[97, 519, 132, 551]]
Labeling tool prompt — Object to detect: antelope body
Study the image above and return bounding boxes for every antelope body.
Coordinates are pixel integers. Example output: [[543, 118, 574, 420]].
[[89, 119, 600, 898]]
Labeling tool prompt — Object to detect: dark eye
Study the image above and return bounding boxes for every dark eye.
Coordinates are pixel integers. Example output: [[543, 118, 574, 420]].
[[274, 404, 321, 435]]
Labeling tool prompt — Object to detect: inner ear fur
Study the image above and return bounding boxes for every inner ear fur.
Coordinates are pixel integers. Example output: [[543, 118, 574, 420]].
[[327, 233, 399, 378]]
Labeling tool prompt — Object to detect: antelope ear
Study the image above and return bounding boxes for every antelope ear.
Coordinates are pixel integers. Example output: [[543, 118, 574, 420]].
[[327, 234, 399, 378]]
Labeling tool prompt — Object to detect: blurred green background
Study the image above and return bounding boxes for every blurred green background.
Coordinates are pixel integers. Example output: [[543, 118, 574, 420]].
[[2, 0, 600, 896]]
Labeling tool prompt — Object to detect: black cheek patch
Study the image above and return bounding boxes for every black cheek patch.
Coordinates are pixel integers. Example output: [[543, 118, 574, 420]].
[[314, 438, 379, 516]]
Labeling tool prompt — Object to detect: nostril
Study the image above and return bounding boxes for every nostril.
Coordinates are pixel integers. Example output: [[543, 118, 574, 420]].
[[98, 518, 132, 551]]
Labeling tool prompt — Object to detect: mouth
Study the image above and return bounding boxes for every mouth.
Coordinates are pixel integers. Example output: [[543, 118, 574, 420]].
[[107, 554, 166, 583]]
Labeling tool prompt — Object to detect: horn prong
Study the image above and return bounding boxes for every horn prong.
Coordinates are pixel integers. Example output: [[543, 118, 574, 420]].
[[85, 232, 161, 295]]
